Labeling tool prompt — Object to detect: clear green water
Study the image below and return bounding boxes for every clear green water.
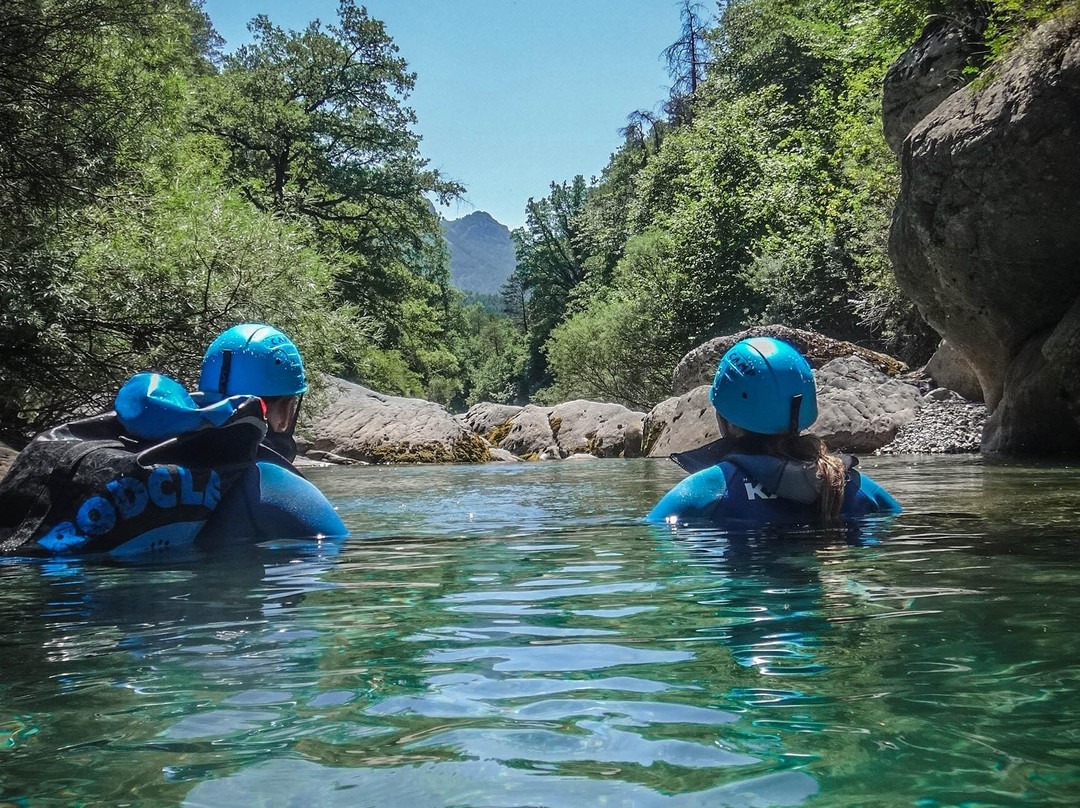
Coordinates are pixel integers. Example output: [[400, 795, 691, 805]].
[[2, 456, 1080, 807]]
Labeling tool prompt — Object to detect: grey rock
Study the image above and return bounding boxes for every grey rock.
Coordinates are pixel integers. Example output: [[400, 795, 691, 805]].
[[461, 402, 523, 441], [643, 386, 722, 458], [646, 357, 923, 457], [810, 357, 924, 453], [303, 450, 366, 466], [487, 447, 522, 462], [564, 452, 599, 461], [879, 397, 987, 454], [882, 14, 984, 154], [498, 405, 556, 457], [926, 387, 960, 402], [549, 400, 646, 458], [888, 12, 1080, 453], [538, 445, 562, 461], [0, 441, 17, 481], [925, 340, 983, 402], [303, 376, 490, 464], [672, 325, 906, 396]]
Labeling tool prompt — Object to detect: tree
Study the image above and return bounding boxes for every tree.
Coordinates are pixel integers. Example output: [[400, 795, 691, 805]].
[[507, 176, 590, 387], [196, 0, 462, 322], [663, 1, 714, 120], [0, 0, 218, 441]]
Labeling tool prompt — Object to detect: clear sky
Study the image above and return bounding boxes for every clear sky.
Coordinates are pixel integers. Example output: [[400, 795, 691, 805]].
[[200, 0, 683, 228]]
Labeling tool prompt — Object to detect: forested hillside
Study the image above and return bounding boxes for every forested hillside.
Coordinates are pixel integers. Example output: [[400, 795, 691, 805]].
[[506, 0, 1066, 409], [0, 0, 521, 442]]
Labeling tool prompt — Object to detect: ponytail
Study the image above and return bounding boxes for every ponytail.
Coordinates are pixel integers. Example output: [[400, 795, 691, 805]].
[[764, 433, 847, 521]]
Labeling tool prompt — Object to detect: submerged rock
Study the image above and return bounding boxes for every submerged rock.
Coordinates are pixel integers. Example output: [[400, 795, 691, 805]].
[[303, 377, 490, 464], [887, 11, 1080, 453], [671, 325, 906, 396]]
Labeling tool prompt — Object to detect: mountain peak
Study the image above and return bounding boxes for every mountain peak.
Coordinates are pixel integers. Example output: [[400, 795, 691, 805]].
[[441, 211, 516, 295]]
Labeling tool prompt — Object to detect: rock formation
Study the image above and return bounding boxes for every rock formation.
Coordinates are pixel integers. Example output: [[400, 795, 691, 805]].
[[672, 324, 906, 396], [0, 441, 16, 480], [645, 356, 924, 456], [302, 377, 490, 464], [886, 10, 1080, 452], [458, 400, 646, 460]]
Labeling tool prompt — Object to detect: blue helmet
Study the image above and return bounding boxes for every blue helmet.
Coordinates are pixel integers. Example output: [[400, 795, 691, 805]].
[[198, 323, 307, 400], [709, 337, 818, 435]]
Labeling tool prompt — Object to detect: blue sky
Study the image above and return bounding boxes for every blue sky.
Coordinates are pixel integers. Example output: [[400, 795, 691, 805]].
[[200, 0, 684, 228]]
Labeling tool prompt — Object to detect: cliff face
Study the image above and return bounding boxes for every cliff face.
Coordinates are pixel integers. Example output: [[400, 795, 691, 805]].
[[885, 10, 1080, 453]]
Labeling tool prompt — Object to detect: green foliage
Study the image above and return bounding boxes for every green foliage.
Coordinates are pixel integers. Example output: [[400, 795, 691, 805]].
[[529, 0, 960, 410], [542, 231, 684, 409], [195, 2, 461, 310], [4, 140, 365, 434], [507, 176, 590, 388], [0, 0, 504, 440], [459, 304, 528, 406], [982, 0, 1068, 62]]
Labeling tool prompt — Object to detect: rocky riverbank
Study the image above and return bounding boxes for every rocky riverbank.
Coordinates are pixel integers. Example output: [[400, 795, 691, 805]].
[[0, 329, 986, 474], [877, 390, 986, 455]]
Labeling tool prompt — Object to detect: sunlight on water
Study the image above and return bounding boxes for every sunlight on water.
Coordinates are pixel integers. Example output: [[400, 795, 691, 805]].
[[2, 456, 1080, 806]]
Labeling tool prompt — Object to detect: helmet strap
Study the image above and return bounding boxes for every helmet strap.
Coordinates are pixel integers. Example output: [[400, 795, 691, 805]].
[[218, 349, 233, 395], [788, 394, 803, 435]]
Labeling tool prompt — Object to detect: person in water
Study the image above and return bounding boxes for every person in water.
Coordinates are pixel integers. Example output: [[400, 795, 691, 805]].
[[648, 337, 900, 525], [0, 323, 346, 557], [190, 323, 346, 547]]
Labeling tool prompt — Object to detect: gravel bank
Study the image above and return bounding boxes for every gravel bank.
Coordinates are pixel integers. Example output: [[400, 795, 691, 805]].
[[877, 389, 986, 455]]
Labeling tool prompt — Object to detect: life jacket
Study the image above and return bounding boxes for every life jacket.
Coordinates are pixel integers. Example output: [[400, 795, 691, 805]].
[[650, 440, 901, 524], [0, 398, 268, 557]]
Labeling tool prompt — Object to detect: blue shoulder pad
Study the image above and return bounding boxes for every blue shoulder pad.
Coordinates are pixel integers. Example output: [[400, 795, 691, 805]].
[[116, 373, 256, 441]]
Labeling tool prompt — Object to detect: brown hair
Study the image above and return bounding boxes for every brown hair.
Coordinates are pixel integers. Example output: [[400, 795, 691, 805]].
[[763, 433, 847, 521], [721, 419, 847, 521]]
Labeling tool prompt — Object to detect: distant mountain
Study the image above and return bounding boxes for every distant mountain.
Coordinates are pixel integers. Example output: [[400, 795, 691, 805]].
[[441, 211, 516, 295]]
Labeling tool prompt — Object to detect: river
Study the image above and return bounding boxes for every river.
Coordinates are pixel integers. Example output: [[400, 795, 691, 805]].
[[1, 455, 1078, 806]]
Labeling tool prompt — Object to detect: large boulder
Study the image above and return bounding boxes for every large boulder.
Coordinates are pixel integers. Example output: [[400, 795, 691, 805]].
[[461, 402, 522, 443], [459, 400, 647, 459], [809, 357, 924, 453], [549, 400, 645, 458], [497, 405, 557, 458], [887, 11, 1080, 453], [645, 357, 924, 457], [303, 377, 490, 464], [881, 14, 985, 154], [642, 386, 721, 457], [925, 340, 983, 402], [672, 325, 906, 396]]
